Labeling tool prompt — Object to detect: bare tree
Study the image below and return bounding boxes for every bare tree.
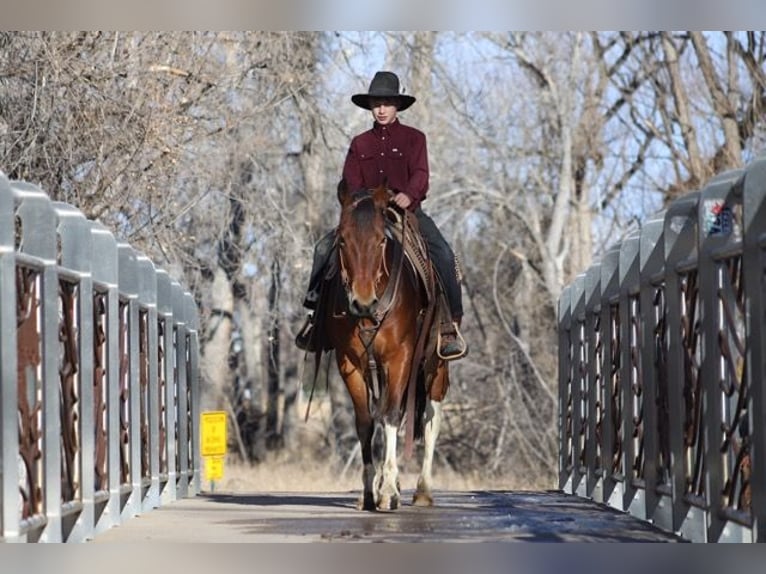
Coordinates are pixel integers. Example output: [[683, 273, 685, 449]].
[[624, 31, 765, 200]]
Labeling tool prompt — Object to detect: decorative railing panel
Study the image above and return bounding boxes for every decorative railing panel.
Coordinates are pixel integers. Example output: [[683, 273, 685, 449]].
[[0, 173, 200, 542], [559, 153, 766, 542]]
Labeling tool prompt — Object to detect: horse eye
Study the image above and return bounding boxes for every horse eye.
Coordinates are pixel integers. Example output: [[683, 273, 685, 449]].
[[338, 238, 346, 248]]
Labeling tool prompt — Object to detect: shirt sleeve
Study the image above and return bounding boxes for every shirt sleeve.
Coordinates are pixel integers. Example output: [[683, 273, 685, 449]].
[[403, 130, 429, 205], [342, 137, 365, 192]]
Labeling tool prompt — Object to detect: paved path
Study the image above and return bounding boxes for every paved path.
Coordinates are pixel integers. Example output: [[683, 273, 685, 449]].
[[92, 490, 685, 542]]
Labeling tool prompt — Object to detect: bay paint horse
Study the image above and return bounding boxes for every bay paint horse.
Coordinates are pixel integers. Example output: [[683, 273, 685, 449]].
[[311, 180, 449, 511]]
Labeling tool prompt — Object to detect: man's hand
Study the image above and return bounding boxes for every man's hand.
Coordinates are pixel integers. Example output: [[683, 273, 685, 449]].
[[391, 192, 412, 210]]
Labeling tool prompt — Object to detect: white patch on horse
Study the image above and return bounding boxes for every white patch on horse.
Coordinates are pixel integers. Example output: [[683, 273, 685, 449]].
[[414, 400, 443, 506], [376, 422, 401, 510]]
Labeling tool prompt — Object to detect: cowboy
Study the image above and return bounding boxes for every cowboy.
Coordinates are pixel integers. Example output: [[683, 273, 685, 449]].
[[296, 71, 468, 360]]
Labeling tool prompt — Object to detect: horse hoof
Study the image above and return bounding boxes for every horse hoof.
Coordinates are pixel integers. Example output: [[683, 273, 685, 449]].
[[377, 495, 400, 511], [357, 493, 377, 511], [412, 491, 434, 507]]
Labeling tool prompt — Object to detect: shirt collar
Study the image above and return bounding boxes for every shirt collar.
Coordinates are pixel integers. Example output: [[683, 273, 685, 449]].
[[372, 118, 401, 136]]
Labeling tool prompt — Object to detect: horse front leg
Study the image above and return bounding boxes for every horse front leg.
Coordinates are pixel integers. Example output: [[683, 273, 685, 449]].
[[376, 421, 400, 510], [375, 355, 411, 511], [338, 357, 377, 511], [357, 417, 376, 511], [413, 399, 443, 506]]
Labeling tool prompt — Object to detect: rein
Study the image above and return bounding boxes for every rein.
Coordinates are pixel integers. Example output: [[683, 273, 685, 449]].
[[371, 207, 408, 322]]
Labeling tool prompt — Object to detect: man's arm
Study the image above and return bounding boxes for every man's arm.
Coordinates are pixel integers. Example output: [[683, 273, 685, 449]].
[[403, 130, 429, 205], [342, 137, 365, 191]]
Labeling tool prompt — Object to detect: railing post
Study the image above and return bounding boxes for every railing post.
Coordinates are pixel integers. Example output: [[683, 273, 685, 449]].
[[53, 202, 94, 543], [0, 175, 20, 542], [599, 242, 622, 510], [584, 262, 603, 503], [619, 229, 642, 517], [172, 280, 190, 498], [13, 183, 62, 542], [185, 292, 201, 495], [571, 274, 587, 497], [663, 191, 705, 541], [118, 244, 142, 520], [90, 222, 121, 535], [156, 270, 177, 505], [743, 153, 766, 542], [137, 255, 160, 511], [698, 168, 749, 542], [638, 211, 668, 529], [558, 285, 573, 491]]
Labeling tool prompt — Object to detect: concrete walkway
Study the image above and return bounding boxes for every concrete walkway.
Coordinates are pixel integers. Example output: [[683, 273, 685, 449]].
[[92, 489, 685, 543]]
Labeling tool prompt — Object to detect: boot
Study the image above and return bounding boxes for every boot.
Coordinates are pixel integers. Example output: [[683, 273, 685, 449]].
[[295, 312, 317, 352], [438, 319, 468, 361]]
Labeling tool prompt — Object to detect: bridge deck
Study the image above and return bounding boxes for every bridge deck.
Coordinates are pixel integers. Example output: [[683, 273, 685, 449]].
[[91, 490, 684, 542]]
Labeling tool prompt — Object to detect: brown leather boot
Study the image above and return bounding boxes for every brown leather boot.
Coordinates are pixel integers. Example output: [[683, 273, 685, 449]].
[[295, 313, 317, 352], [438, 319, 468, 360]]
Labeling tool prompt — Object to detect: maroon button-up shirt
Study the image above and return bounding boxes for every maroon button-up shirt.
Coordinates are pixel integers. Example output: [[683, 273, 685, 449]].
[[342, 119, 429, 211]]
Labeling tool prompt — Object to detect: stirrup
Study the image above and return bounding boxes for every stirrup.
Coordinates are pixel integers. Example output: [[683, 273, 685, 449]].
[[437, 322, 468, 361]]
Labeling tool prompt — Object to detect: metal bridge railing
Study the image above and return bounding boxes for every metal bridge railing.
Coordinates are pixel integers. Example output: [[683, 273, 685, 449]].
[[0, 173, 201, 542], [558, 152, 766, 543]]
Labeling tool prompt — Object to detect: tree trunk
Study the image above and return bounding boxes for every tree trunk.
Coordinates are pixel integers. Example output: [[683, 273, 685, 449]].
[[660, 32, 707, 195], [200, 268, 234, 412], [265, 258, 283, 450], [409, 32, 436, 129], [690, 32, 744, 171]]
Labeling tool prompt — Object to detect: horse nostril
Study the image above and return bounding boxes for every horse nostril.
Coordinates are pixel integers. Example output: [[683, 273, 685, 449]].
[[349, 298, 364, 317], [348, 296, 378, 318]]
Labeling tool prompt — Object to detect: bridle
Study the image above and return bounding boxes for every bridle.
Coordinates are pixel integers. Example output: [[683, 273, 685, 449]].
[[337, 196, 408, 326]]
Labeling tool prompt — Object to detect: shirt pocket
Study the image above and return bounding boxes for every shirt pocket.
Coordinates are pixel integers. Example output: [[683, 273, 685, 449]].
[[386, 149, 407, 185], [388, 148, 405, 161], [355, 148, 380, 185]]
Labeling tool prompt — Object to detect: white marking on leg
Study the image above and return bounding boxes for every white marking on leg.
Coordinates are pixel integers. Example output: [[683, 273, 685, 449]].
[[418, 400, 442, 498], [378, 422, 400, 509]]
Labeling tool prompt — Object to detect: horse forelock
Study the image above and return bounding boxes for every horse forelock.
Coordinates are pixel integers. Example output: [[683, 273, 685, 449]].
[[342, 193, 384, 233]]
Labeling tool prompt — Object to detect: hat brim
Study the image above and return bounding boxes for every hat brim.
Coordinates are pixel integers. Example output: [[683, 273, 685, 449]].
[[351, 93, 416, 111]]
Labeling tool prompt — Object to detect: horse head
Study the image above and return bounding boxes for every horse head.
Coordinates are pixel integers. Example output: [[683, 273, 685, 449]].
[[336, 180, 391, 318]]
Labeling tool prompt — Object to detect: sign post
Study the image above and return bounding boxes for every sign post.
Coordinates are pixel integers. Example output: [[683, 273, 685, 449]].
[[201, 411, 227, 490]]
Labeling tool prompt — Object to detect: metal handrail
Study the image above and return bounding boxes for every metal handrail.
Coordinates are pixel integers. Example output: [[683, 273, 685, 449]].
[[0, 174, 201, 542], [558, 153, 766, 543]]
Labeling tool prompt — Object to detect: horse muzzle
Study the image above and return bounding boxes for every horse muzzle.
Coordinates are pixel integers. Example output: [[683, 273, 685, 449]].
[[347, 293, 379, 318]]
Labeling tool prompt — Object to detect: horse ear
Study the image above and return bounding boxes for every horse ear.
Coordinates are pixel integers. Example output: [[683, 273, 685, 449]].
[[337, 179, 351, 206]]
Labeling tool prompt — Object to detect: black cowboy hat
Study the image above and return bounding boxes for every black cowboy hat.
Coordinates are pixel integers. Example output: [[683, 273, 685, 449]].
[[351, 71, 416, 111]]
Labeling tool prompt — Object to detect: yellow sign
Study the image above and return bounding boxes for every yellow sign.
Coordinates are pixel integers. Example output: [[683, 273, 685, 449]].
[[205, 455, 225, 481], [201, 411, 227, 456]]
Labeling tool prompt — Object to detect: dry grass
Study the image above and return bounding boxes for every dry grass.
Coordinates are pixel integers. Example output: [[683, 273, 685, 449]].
[[210, 395, 554, 494], [207, 452, 547, 494]]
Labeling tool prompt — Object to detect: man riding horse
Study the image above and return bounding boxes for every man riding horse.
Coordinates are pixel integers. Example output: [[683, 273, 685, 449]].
[[296, 71, 468, 361]]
